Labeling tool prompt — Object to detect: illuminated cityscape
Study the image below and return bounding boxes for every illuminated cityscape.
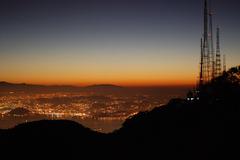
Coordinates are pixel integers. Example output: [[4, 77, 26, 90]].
[[0, 86, 186, 132]]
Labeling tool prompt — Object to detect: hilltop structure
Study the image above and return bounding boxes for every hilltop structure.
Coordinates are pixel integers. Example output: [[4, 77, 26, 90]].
[[199, 0, 226, 88], [188, 0, 227, 101]]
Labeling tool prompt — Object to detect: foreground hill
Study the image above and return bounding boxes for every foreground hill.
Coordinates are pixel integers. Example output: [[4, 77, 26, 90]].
[[0, 66, 239, 159]]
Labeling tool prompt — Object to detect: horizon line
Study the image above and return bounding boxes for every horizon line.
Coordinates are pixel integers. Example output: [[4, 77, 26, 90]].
[[0, 81, 195, 88]]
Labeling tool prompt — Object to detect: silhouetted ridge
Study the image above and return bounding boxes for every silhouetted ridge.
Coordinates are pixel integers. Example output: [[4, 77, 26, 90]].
[[86, 84, 122, 88], [0, 81, 81, 92], [0, 120, 106, 159], [198, 66, 240, 103], [13, 120, 95, 134], [85, 84, 123, 91], [0, 81, 124, 93]]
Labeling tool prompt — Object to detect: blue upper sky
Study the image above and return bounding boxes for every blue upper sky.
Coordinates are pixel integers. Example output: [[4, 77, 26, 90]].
[[0, 0, 239, 86]]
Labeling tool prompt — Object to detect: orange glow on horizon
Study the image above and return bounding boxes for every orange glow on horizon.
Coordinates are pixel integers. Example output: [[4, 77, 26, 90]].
[[2, 76, 196, 87], [0, 49, 197, 87]]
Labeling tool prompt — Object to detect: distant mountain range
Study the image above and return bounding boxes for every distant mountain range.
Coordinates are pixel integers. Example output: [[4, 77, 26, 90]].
[[0, 81, 78, 92], [85, 84, 123, 90], [0, 81, 123, 92]]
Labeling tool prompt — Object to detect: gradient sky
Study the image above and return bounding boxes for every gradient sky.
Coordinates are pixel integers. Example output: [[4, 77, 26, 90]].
[[0, 0, 239, 86]]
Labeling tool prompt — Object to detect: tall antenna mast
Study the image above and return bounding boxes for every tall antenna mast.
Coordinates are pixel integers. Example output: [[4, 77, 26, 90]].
[[203, 0, 210, 83], [215, 26, 222, 77], [223, 54, 226, 72], [198, 0, 226, 89], [199, 38, 204, 87], [209, 0, 215, 79]]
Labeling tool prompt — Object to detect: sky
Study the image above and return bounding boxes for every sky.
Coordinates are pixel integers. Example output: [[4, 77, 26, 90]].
[[0, 0, 239, 86]]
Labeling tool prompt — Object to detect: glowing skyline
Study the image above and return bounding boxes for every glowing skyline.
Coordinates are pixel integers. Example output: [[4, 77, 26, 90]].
[[0, 0, 240, 86]]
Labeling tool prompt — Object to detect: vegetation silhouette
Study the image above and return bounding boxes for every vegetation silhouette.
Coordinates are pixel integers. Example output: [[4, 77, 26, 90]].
[[0, 66, 239, 159]]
